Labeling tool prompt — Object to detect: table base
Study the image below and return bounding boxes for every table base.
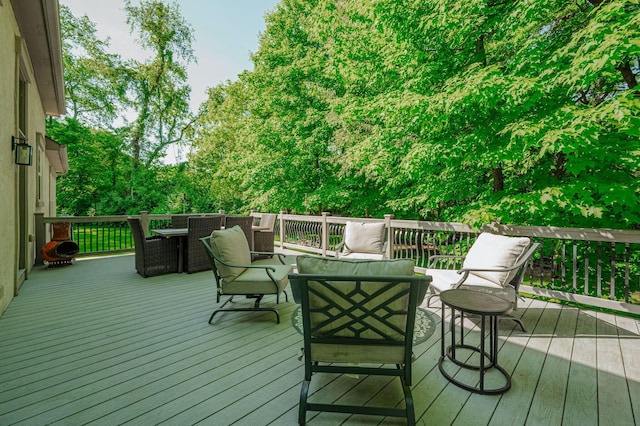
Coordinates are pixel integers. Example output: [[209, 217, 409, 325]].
[[440, 306, 511, 395]]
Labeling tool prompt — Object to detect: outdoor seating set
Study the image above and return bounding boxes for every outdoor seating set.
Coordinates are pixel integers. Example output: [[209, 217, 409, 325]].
[[127, 214, 278, 277], [196, 220, 539, 425]]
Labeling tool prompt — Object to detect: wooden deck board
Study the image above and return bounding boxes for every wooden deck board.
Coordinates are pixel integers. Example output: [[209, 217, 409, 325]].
[[596, 311, 636, 426], [562, 309, 598, 426], [525, 305, 574, 426], [0, 254, 639, 425]]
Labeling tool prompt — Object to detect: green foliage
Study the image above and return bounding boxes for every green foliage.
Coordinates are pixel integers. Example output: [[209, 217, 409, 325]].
[[191, 0, 639, 227], [53, 3, 199, 216], [57, 0, 640, 229]]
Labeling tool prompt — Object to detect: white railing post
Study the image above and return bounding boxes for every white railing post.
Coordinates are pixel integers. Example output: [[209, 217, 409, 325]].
[[321, 212, 330, 257], [279, 210, 286, 249], [384, 214, 394, 259]]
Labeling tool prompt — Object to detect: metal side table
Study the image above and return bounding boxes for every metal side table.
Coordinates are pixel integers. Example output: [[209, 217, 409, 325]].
[[438, 289, 513, 394]]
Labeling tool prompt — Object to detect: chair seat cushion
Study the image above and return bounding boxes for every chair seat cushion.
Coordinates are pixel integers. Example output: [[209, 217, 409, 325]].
[[462, 233, 530, 286], [342, 221, 386, 255], [426, 268, 503, 291], [297, 255, 413, 276], [426, 268, 517, 308], [210, 226, 251, 280], [223, 264, 291, 295]]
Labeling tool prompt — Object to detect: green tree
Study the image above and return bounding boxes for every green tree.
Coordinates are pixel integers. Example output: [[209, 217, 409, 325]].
[[59, 5, 127, 126], [124, 0, 196, 168]]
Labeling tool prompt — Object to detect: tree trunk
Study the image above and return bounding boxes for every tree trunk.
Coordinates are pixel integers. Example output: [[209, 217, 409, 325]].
[[617, 61, 638, 91], [493, 166, 504, 192]]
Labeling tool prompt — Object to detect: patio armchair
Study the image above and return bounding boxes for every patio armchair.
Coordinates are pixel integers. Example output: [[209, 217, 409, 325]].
[[170, 214, 191, 228], [200, 225, 292, 323], [253, 213, 277, 259], [289, 256, 431, 425], [335, 221, 387, 260], [184, 215, 223, 273], [425, 232, 540, 331], [127, 217, 179, 277]]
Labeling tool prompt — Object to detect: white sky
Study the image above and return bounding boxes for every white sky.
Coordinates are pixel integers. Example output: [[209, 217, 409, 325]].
[[60, 0, 281, 162]]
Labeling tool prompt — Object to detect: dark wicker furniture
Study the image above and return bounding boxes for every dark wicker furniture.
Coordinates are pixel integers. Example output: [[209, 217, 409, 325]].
[[127, 217, 179, 277], [170, 215, 190, 228], [184, 215, 223, 273], [224, 216, 254, 247], [253, 213, 277, 256]]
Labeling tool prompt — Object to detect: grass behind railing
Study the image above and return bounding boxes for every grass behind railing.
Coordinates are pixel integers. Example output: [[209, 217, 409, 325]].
[[70, 219, 171, 255]]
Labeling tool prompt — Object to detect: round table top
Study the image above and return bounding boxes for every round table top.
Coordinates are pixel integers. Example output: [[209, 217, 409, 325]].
[[439, 289, 512, 316]]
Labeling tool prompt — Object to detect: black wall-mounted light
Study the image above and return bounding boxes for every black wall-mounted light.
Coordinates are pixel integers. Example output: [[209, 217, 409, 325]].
[[12, 136, 32, 166]]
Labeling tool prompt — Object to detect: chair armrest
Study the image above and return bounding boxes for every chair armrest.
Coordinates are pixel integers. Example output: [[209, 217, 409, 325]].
[[211, 255, 278, 273], [250, 251, 287, 264]]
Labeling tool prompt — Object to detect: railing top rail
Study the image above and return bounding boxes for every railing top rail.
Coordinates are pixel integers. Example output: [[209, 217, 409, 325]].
[[485, 223, 640, 244], [42, 212, 640, 243], [43, 215, 135, 223], [278, 213, 640, 242], [391, 219, 477, 233]]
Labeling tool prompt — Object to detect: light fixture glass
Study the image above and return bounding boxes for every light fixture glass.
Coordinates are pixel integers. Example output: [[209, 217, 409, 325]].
[[12, 136, 32, 166]]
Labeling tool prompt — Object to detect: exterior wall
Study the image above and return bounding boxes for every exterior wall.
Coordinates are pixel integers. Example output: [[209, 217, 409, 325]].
[[0, 2, 60, 316], [0, 1, 20, 315]]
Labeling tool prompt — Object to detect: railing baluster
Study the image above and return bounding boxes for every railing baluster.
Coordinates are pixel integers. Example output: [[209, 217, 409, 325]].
[[572, 242, 578, 293], [584, 241, 590, 296]]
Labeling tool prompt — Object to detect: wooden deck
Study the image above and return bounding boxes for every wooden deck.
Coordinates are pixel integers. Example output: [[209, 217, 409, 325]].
[[1, 254, 638, 425]]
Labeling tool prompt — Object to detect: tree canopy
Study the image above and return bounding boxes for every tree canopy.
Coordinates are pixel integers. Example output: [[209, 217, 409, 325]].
[[191, 0, 639, 228], [53, 0, 640, 229]]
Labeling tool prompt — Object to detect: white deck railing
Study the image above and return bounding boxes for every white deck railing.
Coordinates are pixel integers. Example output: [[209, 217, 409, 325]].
[[35, 211, 640, 315]]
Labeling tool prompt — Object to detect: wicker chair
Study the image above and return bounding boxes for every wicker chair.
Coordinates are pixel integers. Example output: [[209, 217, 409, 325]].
[[184, 215, 223, 273], [170, 214, 191, 228], [253, 213, 277, 258], [224, 216, 254, 247], [127, 217, 179, 277]]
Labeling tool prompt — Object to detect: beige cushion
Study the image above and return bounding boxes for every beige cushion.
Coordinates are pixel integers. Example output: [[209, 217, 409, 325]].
[[223, 264, 291, 295], [342, 221, 386, 255], [209, 226, 251, 280], [297, 255, 414, 276], [338, 252, 385, 260], [462, 233, 530, 286], [259, 214, 277, 231]]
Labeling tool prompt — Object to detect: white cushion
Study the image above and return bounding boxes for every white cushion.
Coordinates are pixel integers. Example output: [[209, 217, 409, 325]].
[[342, 221, 386, 255], [462, 233, 530, 286], [425, 268, 518, 309]]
